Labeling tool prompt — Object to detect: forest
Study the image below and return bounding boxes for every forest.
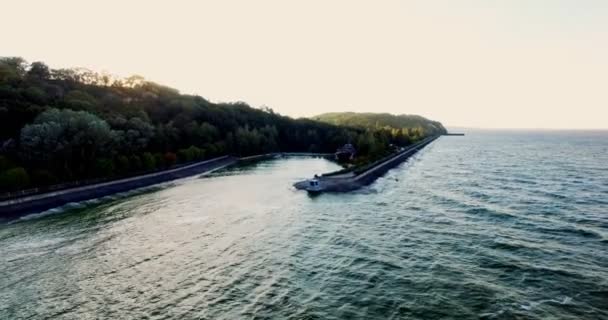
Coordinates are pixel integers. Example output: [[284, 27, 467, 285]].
[[313, 112, 447, 139], [0, 57, 445, 193]]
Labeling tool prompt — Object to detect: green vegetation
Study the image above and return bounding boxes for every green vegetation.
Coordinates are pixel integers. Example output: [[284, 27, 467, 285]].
[[313, 112, 447, 141], [0, 57, 444, 193], [314, 112, 446, 166]]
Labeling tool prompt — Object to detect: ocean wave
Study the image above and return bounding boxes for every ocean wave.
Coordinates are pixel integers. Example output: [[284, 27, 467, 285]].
[[536, 226, 603, 239]]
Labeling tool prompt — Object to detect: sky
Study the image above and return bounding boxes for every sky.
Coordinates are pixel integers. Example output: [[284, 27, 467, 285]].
[[2, 0, 607, 129]]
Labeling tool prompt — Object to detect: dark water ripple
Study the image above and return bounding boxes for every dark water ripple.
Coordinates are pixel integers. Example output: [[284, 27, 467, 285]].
[[1, 130, 608, 319]]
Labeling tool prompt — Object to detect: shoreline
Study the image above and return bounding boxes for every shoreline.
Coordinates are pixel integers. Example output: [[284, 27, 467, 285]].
[[0, 156, 237, 218], [294, 136, 442, 193], [0, 152, 337, 218]]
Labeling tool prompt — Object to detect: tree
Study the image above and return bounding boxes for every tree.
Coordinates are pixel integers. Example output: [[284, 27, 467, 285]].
[[177, 146, 204, 163], [0, 57, 27, 82], [1, 57, 447, 191], [124, 75, 145, 87], [27, 62, 51, 80], [112, 117, 155, 153], [142, 152, 156, 171], [20, 108, 117, 175], [63, 90, 99, 111], [23, 86, 48, 105]]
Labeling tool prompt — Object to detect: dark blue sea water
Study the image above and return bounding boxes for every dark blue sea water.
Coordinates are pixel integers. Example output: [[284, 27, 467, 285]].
[[1, 131, 607, 319]]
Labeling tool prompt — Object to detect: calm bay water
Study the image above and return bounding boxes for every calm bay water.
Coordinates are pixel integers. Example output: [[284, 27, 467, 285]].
[[1, 131, 607, 319]]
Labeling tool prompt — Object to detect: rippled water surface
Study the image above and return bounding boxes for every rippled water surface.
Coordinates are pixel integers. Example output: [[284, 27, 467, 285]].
[[1, 131, 608, 319]]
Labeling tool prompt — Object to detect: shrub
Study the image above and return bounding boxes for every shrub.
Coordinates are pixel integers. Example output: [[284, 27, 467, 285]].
[[178, 146, 204, 163], [211, 142, 225, 156], [190, 146, 204, 160], [95, 158, 115, 177], [0, 167, 30, 190], [142, 152, 156, 171]]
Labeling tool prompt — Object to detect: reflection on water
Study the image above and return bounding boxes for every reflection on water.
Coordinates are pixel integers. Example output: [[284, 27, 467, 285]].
[[1, 131, 607, 319]]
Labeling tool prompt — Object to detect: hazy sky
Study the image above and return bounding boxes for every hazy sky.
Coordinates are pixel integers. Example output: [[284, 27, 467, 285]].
[[3, 0, 607, 129]]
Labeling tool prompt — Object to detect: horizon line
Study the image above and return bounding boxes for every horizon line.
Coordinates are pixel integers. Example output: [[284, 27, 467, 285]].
[[445, 126, 608, 131]]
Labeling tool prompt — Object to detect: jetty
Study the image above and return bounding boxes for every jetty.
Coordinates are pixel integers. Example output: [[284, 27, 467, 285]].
[[294, 135, 441, 193]]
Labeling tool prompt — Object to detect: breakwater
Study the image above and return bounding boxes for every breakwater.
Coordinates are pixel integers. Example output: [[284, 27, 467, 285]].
[[294, 136, 440, 192], [0, 156, 237, 217], [0, 152, 336, 217]]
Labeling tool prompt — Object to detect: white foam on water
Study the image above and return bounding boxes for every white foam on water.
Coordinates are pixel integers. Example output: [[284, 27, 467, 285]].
[[16, 207, 66, 222], [520, 296, 573, 311], [12, 184, 171, 223]]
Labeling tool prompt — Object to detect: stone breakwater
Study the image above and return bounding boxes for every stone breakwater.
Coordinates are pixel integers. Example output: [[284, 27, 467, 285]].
[[294, 136, 440, 193]]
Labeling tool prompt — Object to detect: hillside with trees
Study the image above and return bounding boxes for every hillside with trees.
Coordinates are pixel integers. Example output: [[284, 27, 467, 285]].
[[0, 57, 444, 193], [313, 112, 447, 141]]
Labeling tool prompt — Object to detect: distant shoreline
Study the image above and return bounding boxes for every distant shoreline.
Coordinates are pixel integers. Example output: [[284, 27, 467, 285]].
[[447, 127, 608, 132]]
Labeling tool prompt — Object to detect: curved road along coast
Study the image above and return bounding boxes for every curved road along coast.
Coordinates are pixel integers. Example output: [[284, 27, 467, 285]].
[[0, 156, 238, 218]]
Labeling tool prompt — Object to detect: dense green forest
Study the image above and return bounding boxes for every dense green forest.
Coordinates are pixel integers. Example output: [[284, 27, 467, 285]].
[[313, 112, 447, 139], [0, 57, 444, 193]]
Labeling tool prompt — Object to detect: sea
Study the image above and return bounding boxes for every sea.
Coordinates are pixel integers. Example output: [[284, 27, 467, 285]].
[[1, 130, 607, 319]]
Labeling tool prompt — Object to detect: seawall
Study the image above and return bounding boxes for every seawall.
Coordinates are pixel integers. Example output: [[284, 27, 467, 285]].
[[0, 151, 337, 218], [354, 136, 438, 186], [0, 156, 237, 217]]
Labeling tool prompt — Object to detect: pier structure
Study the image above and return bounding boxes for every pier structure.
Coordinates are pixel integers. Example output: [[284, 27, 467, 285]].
[[294, 135, 442, 193]]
